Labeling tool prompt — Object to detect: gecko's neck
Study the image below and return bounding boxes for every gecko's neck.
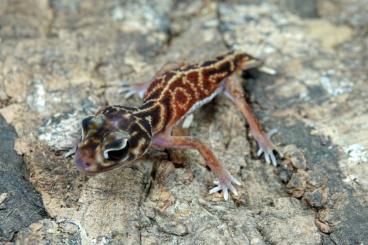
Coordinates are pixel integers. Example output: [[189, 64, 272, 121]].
[[134, 100, 168, 135]]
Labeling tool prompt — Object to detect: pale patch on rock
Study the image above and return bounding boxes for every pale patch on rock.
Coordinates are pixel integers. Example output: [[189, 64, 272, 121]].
[[0, 104, 23, 124], [305, 19, 354, 50]]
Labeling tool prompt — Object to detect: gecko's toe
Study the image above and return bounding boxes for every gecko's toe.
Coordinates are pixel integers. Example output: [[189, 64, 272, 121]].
[[223, 188, 229, 201], [228, 184, 238, 196], [254, 129, 282, 167], [230, 175, 242, 186], [270, 151, 277, 167], [259, 147, 279, 166], [209, 184, 234, 201], [209, 173, 241, 201], [209, 186, 222, 194], [63, 147, 77, 158], [257, 148, 263, 157], [265, 152, 271, 165]]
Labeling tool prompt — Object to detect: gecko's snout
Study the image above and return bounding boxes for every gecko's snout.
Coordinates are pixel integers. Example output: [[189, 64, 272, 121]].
[[75, 150, 92, 171], [74, 145, 103, 174]]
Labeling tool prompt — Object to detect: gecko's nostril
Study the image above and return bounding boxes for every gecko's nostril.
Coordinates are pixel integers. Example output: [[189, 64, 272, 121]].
[[75, 154, 92, 170]]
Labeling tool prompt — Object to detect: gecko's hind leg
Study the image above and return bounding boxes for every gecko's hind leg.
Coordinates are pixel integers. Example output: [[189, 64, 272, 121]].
[[224, 74, 282, 166]]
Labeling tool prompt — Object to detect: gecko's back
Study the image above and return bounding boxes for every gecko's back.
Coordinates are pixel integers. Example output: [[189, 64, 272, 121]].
[[134, 52, 256, 134]]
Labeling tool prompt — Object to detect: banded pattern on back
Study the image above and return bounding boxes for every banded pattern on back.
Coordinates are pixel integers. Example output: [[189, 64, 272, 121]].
[[136, 52, 251, 134]]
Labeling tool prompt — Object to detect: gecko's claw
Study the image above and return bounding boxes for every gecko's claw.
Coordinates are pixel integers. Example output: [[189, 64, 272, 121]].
[[63, 147, 77, 158], [209, 171, 241, 201], [257, 147, 277, 166], [253, 129, 281, 167]]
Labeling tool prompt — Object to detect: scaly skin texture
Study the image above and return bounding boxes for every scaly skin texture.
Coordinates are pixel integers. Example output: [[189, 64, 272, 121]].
[[75, 52, 280, 200]]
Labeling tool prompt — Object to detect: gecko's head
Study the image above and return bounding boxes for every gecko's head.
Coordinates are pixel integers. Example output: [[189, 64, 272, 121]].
[[75, 112, 151, 174]]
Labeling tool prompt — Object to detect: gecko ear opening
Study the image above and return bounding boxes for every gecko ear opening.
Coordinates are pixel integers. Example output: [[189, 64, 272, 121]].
[[103, 131, 130, 161]]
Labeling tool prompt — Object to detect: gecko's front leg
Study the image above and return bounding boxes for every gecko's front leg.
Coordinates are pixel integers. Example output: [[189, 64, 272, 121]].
[[224, 74, 282, 166], [152, 132, 241, 201]]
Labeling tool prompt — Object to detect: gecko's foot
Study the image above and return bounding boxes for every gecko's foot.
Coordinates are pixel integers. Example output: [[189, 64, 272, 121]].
[[118, 81, 148, 99], [61, 138, 80, 158], [254, 129, 282, 167], [209, 170, 241, 201], [63, 146, 77, 158]]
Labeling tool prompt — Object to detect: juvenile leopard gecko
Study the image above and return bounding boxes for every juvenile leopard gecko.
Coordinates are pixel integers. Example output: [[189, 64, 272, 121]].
[[75, 52, 280, 200]]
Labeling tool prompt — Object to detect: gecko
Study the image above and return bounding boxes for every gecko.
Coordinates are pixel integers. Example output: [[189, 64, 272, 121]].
[[75, 52, 281, 200]]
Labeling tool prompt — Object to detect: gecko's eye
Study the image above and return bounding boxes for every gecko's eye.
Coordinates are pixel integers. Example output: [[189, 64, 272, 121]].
[[102, 130, 131, 161], [103, 138, 130, 161]]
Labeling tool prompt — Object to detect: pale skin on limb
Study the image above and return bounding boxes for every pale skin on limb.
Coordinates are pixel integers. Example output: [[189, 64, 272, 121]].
[[75, 52, 281, 200]]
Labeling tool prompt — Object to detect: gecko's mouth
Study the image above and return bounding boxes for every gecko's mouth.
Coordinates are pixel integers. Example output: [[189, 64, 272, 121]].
[[78, 160, 125, 174]]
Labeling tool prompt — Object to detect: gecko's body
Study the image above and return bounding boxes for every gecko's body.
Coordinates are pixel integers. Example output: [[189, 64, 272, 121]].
[[75, 52, 279, 200]]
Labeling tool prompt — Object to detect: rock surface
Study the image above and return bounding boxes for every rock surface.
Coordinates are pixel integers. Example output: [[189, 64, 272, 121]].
[[0, 116, 47, 242], [0, 0, 367, 244]]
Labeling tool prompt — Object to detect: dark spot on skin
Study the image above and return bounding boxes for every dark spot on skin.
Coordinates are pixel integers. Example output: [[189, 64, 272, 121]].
[[128, 134, 139, 149], [175, 89, 188, 105], [160, 94, 172, 126], [216, 51, 233, 60], [180, 64, 197, 71], [137, 118, 152, 137], [218, 61, 231, 73], [202, 67, 222, 78], [144, 89, 161, 101], [163, 71, 176, 81], [186, 71, 198, 83], [202, 60, 217, 67], [215, 54, 226, 60]]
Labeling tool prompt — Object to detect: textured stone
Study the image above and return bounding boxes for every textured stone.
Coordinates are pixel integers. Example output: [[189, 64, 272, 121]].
[[0, 116, 47, 242], [15, 219, 82, 245]]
